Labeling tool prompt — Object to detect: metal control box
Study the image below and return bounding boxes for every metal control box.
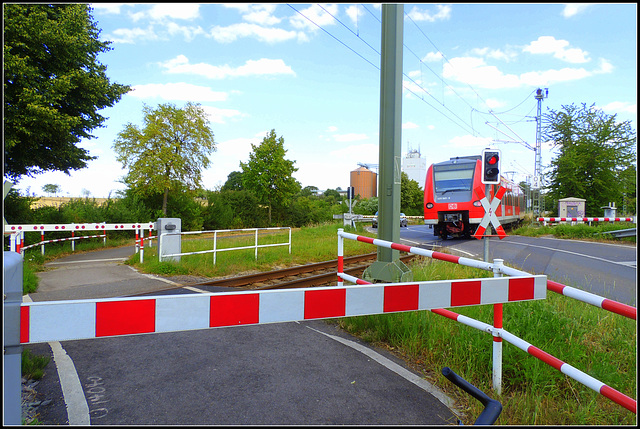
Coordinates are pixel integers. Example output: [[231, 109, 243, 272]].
[[157, 218, 181, 262]]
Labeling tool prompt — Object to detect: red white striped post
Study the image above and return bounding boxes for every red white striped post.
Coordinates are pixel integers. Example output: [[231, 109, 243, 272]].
[[140, 226, 144, 264], [337, 229, 344, 286], [492, 259, 504, 395], [40, 231, 45, 256]]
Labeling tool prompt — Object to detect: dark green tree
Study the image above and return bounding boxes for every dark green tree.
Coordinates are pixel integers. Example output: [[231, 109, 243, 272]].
[[240, 130, 300, 224], [221, 171, 244, 191], [3, 4, 130, 180], [543, 103, 636, 215]]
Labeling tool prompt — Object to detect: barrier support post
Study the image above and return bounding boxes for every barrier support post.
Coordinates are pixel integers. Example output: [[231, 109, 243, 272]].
[[72, 229, 75, 252], [213, 231, 218, 265], [492, 258, 504, 395], [3, 251, 23, 425], [41, 230, 45, 256], [289, 227, 292, 255], [140, 227, 144, 264], [255, 229, 259, 261], [337, 228, 344, 286]]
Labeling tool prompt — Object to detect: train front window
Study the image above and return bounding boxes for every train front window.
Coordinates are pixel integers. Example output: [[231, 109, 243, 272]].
[[433, 164, 474, 193]]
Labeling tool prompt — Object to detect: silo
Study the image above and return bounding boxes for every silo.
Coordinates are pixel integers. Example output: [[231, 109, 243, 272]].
[[350, 166, 377, 199]]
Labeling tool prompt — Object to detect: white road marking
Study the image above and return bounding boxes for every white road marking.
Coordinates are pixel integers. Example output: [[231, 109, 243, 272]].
[[23, 294, 90, 425]]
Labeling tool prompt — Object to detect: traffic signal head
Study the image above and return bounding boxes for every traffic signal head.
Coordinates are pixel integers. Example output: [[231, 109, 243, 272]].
[[481, 149, 501, 184]]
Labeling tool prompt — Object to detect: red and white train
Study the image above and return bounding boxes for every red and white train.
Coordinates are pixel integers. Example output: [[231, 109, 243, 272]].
[[424, 155, 525, 239]]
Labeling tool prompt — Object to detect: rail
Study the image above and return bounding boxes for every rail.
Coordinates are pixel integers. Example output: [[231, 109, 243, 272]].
[[336, 229, 636, 413], [159, 227, 291, 264]]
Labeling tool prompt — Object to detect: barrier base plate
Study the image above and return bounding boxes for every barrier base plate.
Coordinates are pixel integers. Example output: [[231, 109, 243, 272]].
[[363, 258, 413, 283]]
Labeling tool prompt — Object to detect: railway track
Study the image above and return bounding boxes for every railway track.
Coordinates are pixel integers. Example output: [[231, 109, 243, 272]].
[[128, 253, 418, 296]]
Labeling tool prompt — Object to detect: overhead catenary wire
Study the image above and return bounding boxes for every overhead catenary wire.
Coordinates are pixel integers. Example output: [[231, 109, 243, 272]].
[[287, 4, 484, 138]]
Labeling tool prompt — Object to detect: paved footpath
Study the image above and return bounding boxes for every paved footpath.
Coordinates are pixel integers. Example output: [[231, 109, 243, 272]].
[[22, 246, 459, 425]]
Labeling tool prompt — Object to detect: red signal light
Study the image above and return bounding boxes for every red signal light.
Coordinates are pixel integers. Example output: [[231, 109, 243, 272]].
[[487, 155, 498, 165]]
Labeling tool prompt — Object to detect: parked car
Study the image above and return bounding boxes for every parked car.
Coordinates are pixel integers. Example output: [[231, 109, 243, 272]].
[[372, 212, 408, 228]]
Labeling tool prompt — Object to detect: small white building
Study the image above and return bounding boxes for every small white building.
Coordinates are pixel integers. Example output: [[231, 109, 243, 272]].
[[558, 197, 586, 218]]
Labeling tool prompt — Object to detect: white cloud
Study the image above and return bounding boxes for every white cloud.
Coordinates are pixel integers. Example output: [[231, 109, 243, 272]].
[[402, 122, 419, 130], [90, 3, 129, 14], [160, 55, 296, 79], [148, 4, 201, 21], [345, 5, 365, 26], [423, 51, 445, 62], [200, 106, 244, 124], [519, 67, 591, 86], [289, 4, 338, 31], [443, 57, 521, 89], [407, 5, 452, 22], [128, 83, 228, 102], [208, 23, 307, 43], [562, 4, 594, 18], [598, 101, 637, 115], [108, 26, 159, 44], [523, 36, 590, 63], [166, 23, 205, 41]]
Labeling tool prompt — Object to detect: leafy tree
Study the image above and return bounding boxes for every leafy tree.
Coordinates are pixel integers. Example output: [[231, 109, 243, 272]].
[[221, 171, 244, 191], [3, 4, 130, 180], [240, 129, 300, 224], [543, 103, 636, 215], [42, 184, 61, 197], [400, 172, 424, 215], [113, 102, 216, 215]]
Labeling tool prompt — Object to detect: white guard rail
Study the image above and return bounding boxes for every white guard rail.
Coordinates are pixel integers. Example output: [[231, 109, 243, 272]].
[[159, 227, 291, 264]]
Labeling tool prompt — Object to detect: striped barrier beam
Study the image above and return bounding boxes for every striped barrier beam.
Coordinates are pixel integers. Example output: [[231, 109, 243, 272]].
[[338, 230, 496, 273], [21, 234, 106, 252], [500, 329, 636, 413], [340, 272, 636, 414], [19, 275, 546, 345], [538, 217, 635, 223], [4, 222, 156, 233], [547, 280, 636, 320]]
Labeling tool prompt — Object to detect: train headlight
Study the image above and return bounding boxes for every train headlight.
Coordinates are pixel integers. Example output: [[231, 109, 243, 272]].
[[473, 200, 482, 207], [426, 203, 434, 209]]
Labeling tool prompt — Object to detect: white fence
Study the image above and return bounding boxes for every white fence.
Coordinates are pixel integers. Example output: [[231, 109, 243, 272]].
[[159, 227, 292, 264]]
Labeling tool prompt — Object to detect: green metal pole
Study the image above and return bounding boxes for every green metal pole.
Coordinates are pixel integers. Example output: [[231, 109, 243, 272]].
[[364, 4, 412, 283]]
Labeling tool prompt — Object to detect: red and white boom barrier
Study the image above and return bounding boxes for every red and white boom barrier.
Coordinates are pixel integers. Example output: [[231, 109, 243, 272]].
[[337, 230, 636, 320], [538, 217, 635, 223], [337, 229, 636, 413], [339, 271, 636, 414]]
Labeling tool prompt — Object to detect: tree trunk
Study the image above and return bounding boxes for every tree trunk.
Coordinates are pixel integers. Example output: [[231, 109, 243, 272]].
[[162, 188, 169, 215]]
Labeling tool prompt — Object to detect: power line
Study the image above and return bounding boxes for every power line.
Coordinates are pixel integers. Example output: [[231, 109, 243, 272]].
[[287, 4, 482, 138]]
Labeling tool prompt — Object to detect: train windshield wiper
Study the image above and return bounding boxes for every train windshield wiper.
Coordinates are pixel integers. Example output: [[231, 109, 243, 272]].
[[441, 188, 468, 194]]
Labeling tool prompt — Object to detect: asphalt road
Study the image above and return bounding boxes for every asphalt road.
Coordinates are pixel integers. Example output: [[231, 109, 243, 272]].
[[24, 245, 459, 425]]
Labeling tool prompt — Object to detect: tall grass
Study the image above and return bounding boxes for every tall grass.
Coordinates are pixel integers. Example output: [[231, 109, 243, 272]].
[[338, 258, 637, 425]]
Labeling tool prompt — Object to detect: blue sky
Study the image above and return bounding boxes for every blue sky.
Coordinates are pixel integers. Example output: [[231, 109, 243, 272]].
[[14, 3, 637, 198]]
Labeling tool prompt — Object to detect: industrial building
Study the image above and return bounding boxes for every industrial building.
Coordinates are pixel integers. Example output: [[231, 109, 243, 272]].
[[402, 148, 427, 188]]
